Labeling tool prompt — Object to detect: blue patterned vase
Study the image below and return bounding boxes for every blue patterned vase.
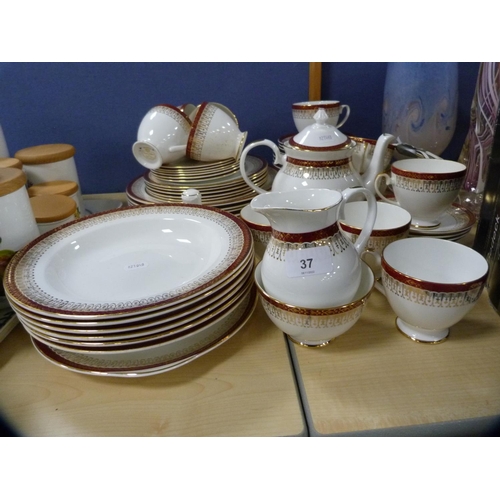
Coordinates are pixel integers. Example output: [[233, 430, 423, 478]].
[[382, 62, 458, 156]]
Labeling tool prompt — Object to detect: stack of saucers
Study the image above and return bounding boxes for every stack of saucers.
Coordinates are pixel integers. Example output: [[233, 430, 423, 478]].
[[409, 203, 476, 241], [3, 204, 256, 377], [126, 155, 269, 216]]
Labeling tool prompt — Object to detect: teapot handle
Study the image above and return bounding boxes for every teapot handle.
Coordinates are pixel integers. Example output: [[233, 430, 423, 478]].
[[341, 187, 377, 255], [239, 139, 281, 194]]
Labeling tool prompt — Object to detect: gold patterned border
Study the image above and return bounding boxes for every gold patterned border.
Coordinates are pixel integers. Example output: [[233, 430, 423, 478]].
[[271, 223, 338, 243], [381, 269, 485, 308], [287, 156, 350, 168], [186, 102, 216, 161], [381, 260, 487, 294]]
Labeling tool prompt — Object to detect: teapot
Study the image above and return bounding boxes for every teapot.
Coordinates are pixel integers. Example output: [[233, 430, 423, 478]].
[[251, 187, 377, 309], [240, 108, 395, 195]]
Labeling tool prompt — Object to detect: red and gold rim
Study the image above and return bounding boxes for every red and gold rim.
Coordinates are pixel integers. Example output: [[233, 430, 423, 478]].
[[391, 165, 466, 181], [292, 102, 340, 110], [271, 223, 339, 243], [381, 258, 487, 293], [340, 221, 411, 237]]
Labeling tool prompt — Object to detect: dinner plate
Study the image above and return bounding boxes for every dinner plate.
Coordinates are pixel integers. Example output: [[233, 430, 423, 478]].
[[147, 155, 265, 187], [31, 305, 247, 378], [8, 253, 254, 330], [4, 204, 252, 319], [17, 271, 254, 346], [28, 284, 256, 374]]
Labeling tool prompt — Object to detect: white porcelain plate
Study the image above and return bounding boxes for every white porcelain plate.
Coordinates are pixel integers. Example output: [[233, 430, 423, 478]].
[[409, 204, 475, 236], [5, 204, 252, 319], [29, 285, 257, 375]]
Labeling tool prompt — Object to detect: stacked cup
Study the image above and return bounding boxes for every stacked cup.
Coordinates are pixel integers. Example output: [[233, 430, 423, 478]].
[[132, 102, 247, 170]]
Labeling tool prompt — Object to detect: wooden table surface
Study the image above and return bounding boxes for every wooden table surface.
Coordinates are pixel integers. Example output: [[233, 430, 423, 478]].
[[289, 264, 500, 436], [0, 300, 306, 437]]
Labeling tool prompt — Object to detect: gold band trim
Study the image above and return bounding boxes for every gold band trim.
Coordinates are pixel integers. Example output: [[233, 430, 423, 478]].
[[287, 156, 350, 167], [272, 223, 339, 243]]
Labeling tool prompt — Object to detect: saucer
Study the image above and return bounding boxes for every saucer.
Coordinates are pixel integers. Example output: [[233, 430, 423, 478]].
[[409, 204, 475, 237]]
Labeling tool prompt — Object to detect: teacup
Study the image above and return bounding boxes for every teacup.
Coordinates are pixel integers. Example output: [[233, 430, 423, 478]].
[[375, 158, 466, 228], [292, 100, 350, 131], [255, 260, 374, 347], [340, 201, 411, 278], [184, 102, 247, 162], [240, 204, 271, 259], [380, 237, 488, 344], [132, 104, 192, 170]]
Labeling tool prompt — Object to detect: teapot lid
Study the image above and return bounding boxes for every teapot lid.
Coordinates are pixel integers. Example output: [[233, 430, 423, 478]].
[[289, 108, 351, 151]]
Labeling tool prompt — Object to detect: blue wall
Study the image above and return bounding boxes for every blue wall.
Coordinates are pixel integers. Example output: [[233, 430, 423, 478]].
[[0, 62, 480, 195]]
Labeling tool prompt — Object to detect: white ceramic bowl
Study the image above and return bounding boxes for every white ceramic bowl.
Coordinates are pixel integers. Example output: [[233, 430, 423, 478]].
[[292, 100, 350, 131], [340, 201, 411, 255], [381, 237, 488, 343], [133, 104, 192, 170], [186, 102, 247, 162], [255, 260, 374, 347]]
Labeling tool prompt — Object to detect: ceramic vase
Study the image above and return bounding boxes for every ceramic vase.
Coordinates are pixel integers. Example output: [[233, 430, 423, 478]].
[[382, 62, 458, 156]]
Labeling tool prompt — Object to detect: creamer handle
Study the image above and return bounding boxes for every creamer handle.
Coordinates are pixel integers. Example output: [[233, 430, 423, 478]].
[[341, 187, 377, 255]]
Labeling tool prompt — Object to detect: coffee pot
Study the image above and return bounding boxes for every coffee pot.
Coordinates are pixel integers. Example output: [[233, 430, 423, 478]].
[[240, 108, 395, 195]]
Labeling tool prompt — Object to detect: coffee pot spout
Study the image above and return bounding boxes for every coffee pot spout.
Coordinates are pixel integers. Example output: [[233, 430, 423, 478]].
[[361, 133, 395, 194]]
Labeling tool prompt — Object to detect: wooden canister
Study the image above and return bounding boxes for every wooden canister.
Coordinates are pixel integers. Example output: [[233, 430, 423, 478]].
[[28, 180, 81, 217], [29, 194, 77, 234], [15, 144, 85, 215]]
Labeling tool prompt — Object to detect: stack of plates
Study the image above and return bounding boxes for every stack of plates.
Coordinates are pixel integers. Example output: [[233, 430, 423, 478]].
[[126, 155, 270, 216], [3, 204, 256, 377], [409, 204, 476, 241]]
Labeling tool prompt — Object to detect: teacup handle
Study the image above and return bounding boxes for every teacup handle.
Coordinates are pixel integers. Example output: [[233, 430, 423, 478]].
[[374, 173, 399, 205], [341, 187, 377, 255], [336, 104, 351, 128], [239, 139, 281, 194], [361, 249, 387, 295]]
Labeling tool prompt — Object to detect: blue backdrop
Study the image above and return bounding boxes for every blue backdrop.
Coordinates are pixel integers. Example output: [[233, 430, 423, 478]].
[[0, 62, 480, 195]]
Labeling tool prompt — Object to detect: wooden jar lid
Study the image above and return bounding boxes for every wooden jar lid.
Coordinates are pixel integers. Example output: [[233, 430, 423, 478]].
[[15, 144, 76, 165], [0, 168, 28, 197], [0, 157, 23, 170], [29, 194, 77, 223], [28, 180, 78, 198]]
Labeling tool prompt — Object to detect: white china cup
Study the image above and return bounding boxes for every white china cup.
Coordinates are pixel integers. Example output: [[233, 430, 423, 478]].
[[292, 100, 350, 131], [375, 158, 466, 228], [379, 237, 488, 344], [340, 201, 411, 279], [132, 104, 192, 170], [184, 102, 247, 162], [255, 260, 374, 347]]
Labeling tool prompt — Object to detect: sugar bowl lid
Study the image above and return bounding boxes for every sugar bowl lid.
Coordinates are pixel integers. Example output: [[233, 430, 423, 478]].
[[288, 108, 351, 151]]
